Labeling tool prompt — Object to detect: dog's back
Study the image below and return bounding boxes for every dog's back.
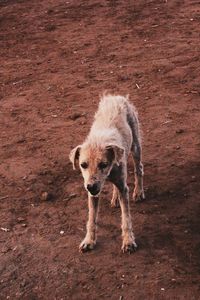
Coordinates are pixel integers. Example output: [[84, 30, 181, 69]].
[[94, 94, 130, 127], [91, 94, 139, 140]]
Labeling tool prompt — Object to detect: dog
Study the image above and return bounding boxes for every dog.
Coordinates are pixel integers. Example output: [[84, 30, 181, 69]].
[[69, 94, 145, 253]]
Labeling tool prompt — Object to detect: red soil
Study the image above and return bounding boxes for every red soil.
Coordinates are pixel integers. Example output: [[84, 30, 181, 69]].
[[0, 0, 200, 299]]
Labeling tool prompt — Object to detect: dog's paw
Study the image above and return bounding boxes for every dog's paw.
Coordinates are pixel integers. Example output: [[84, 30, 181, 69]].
[[133, 188, 145, 202], [121, 240, 137, 254], [79, 239, 96, 253]]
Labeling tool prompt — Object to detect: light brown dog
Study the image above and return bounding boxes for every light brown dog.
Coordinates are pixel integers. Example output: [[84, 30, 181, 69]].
[[69, 94, 145, 253]]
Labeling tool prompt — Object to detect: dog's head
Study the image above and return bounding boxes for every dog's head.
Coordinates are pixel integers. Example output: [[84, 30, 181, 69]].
[[69, 143, 124, 196]]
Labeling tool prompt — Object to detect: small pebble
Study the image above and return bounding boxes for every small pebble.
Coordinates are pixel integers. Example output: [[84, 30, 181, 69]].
[[1, 227, 10, 232], [40, 192, 52, 201], [17, 217, 25, 223], [1, 246, 12, 254], [69, 113, 83, 120], [176, 129, 184, 134], [63, 193, 77, 201], [80, 120, 86, 125]]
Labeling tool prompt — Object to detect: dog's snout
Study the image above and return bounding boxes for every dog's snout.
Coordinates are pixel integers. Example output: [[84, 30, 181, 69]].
[[87, 183, 100, 195]]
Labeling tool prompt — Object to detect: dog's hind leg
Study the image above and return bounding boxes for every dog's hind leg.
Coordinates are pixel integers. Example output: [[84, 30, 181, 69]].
[[111, 184, 120, 208], [127, 108, 145, 202], [131, 142, 145, 202]]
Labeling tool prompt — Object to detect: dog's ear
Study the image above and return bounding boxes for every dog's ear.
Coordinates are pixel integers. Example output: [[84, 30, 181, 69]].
[[105, 144, 124, 165], [69, 145, 81, 170]]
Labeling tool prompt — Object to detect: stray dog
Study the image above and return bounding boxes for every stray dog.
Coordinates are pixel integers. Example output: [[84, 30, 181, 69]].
[[69, 94, 145, 253]]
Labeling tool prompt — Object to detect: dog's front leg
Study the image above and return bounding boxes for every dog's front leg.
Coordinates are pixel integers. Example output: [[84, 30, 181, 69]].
[[119, 186, 137, 253], [79, 195, 99, 252], [109, 166, 137, 253]]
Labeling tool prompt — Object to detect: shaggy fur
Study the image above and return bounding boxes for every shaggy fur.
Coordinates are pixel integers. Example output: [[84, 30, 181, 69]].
[[69, 94, 145, 253]]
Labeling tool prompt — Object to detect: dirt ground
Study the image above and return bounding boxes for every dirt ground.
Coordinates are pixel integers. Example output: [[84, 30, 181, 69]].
[[0, 0, 200, 299]]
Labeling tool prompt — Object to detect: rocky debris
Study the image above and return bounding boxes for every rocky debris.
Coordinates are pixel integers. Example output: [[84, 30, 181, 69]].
[[176, 129, 184, 134], [69, 112, 86, 120], [40, 192, 53, 201]]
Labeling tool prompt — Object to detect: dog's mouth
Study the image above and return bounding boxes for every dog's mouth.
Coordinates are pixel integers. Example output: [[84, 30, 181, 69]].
[[88, 190, 100, 196]]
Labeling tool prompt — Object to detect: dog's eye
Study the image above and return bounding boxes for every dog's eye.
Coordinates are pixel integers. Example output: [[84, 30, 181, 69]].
[[98, 162, 108, 169], [80, 162, 88, 169]]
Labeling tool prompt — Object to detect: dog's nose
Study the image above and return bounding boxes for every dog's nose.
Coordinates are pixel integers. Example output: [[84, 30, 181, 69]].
[[87, 183, 100, 195]]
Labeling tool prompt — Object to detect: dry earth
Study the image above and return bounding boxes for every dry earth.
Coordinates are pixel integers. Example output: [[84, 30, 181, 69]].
[[0, 0, 200, 299]]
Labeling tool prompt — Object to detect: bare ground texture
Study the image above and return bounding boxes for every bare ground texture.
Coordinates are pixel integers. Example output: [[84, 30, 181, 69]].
[[0, 0, 200, 299]]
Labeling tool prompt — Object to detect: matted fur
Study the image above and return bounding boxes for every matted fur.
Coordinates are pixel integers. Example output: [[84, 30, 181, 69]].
[[69, 94, 145, 253]]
